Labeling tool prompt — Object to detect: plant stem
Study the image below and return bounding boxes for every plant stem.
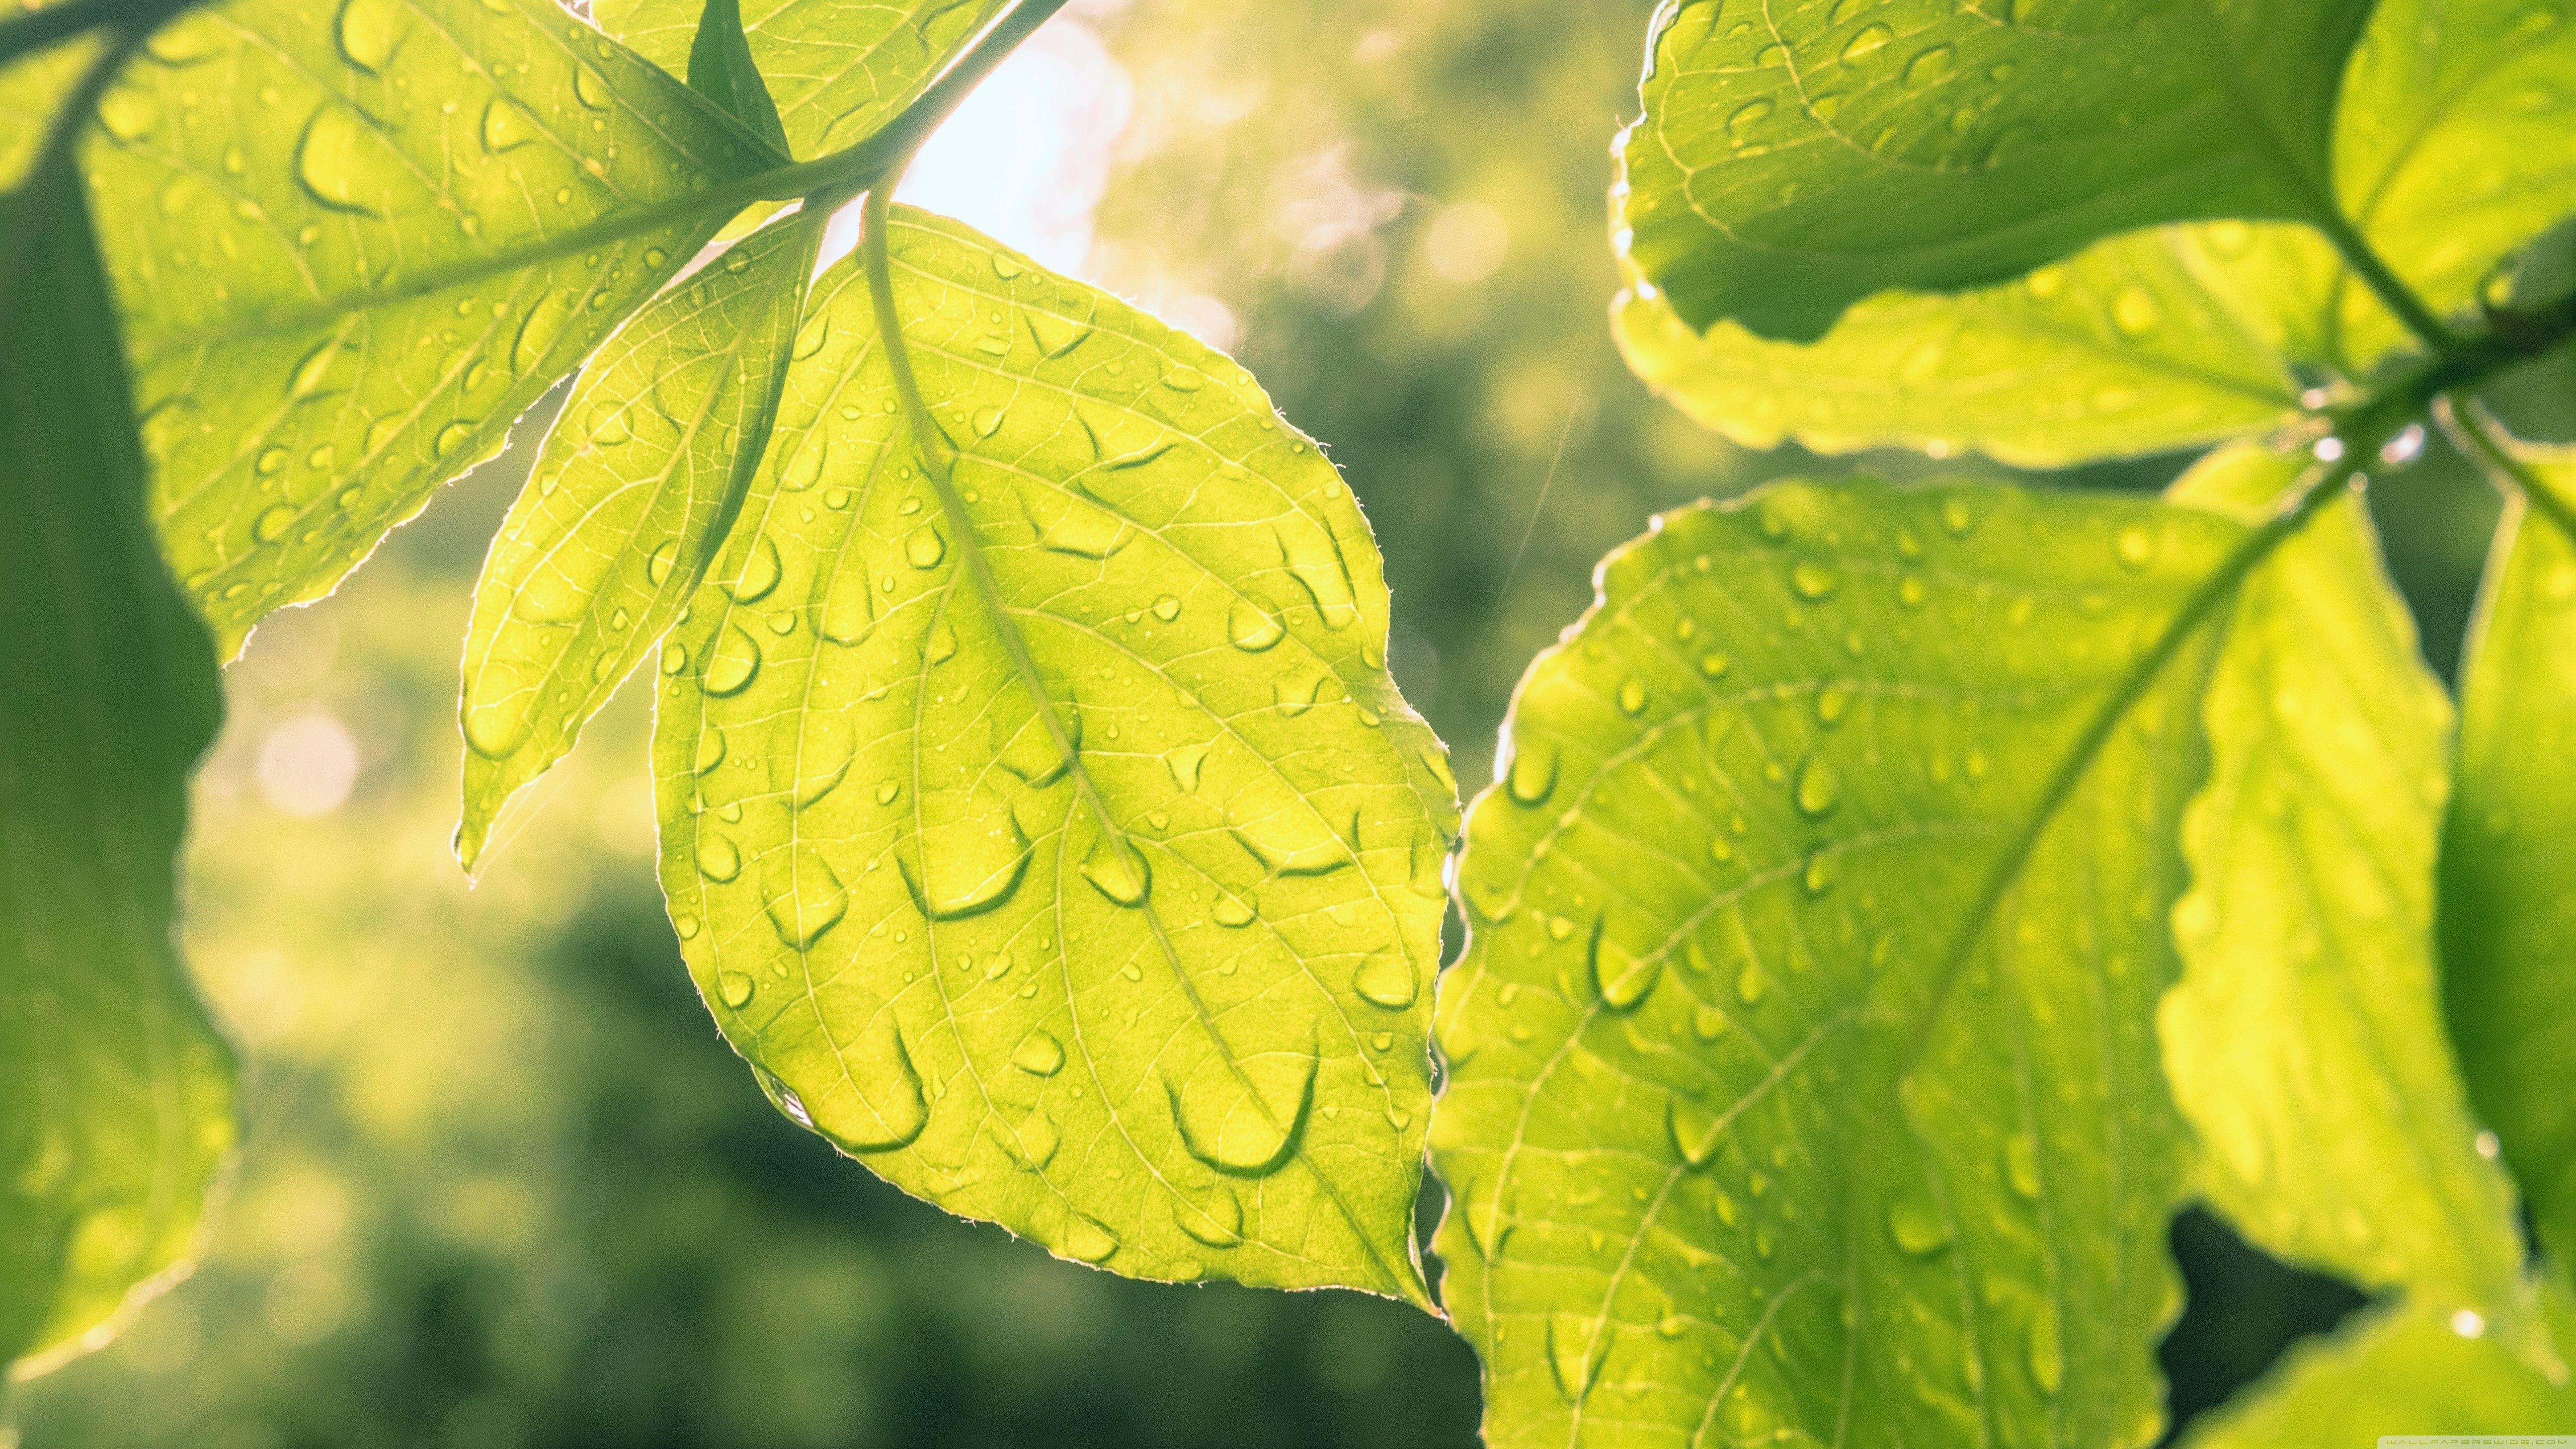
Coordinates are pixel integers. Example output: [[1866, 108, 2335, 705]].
[[2444, 400, 2576, 545], [138, 0, 1071, 354], [0, 18, 154, 325], [0, 0, 191, 71], [2308, 203, 2471, 365]]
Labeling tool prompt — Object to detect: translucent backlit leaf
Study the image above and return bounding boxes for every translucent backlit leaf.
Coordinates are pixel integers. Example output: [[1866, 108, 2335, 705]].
[[456, 212, 822, 868], [652, 207, 1456, 1298], [598, 0, 1000, 159], [1, 158, 232, 1374], [1434, 478, 2242, 1447], [2178, 1283, 2576, 1447], [92, 0, 778, 654], [2444, 434, 2576, 1279], [1616, 0, 2370, 340], [2165, 442, 2548, 1365]]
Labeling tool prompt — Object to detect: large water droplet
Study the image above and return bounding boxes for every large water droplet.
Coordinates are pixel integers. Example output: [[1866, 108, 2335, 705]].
[[1884, 1192, 1953, 1255], [1061, 1215, 1118, 1263], [1166, 743, 1209, 793], [2024, 1303, 2065, 1394], [1352, 953, 1417, 1009], [696, 833, 743, 882], [1794, 757, 1841, 818], [702, 624, 763, 696], [1172, 1186, 1243, 1247], [803, 1014, 927, 1152], [1506, 742, 1557, 806], [1227, 598, 1284, 652], [1667, 1095, 1722, 1169], [1591, 923, 1661, 1011], [1013, 1031, 1065, 1076], [1000, 1109, 1059, 1169], [1025, 485, 1128, 558], [480, 97, 536, 152], [905, 524, 946, 569], [726, 534, 781, 603], [1080, 833, 1152, 907], [716, 971, 754, 1009], [2004, 1134, 2042, 1200], [1167, 1045, 1317, 1176], [901, 798, 1031, 919], [334, 0, 407, 72], [761, 848, 847, 949], [295, 103, 398, 216], [1547, 1314, 1607, 1401]]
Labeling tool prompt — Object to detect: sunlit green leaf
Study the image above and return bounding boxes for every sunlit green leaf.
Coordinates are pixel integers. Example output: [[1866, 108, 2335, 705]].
[[651, 206, 1457, 1299], [92, 0, 778, 654], [598, 0, 999, 159], [2163, 441, 2549, 1364], [0, 14, 96, 189], [456, 212, 821, 868], [2317, 0, 2576, 373], [2178, 1282, 2576, 1447], [2444, 433, 2576, 1279], [1615, 0, 2576, 466], [1615, 225, 2314, 467], [685, 0, 787, 153], [1616, 0, 2370, 340], [1, 156, 232, 1374], [1433, 478, 2242, 1447]]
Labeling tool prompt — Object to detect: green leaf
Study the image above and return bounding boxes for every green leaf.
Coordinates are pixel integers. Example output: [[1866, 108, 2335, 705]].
[[652, 206, 1457, 1299], [1614, 0, 2576, 467], [2444, 434, 2576, 1280], [685, 0, 787, 154], [1616, 0, 2371, 340], [1614, 224, 2315, 467], [0, 17, 95, 189], [1, 154, 232, 1373], [456, 212, 822, 869], [2316, 0, 2576, 374], [1433, 478, 2243, 1447], [598, 0, 1000, 159], [91, 0, 778, 654], [2163, 441, 2550, 1365], [2178, 1282, 2576, 1447]]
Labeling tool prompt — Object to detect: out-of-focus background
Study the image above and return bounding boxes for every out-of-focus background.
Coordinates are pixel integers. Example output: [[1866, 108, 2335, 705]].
[[9, 0, 2566, 1443]]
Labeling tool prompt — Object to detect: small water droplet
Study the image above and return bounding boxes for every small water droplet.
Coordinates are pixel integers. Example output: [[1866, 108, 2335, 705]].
[[1080, 834, 1151, 907], [1794, 757, 1840, 817], [1228, 599, 1285, 652], [1885, 1193, 1953, 1255], [1013, 1031, 1065, 1076]]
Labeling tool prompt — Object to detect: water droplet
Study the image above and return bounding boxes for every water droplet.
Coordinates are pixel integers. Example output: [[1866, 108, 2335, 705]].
[[726, 534, 781, 602], [1617, 678, 1649, 715], [1735, 961, 1766, 1005], [1506, 742, 1557, 805], [1151, 594, 1183, 622], [480, 96, 535, 151], [1794, 757, 1840, 817], [901, 803, 1030, 919], [1790, 559, 1839, 600], [716, 971, 753, 1009], [1081, 834, 1152, 907], [971, 405, 1007, 438], [702, 625, 762, 696], [2115, 523, 2155, 570], [1165, 743, 1209, 793], [2025, 1304, 2064, 1394], [696, 834, 743, 882], [1547, 1314, 1607, 1401], [803, 1015, 927, 1151], [1902, 42, 1954, 85], [761, 849, 847, 950], [2004, 1134, 2042, 1200], [1013, 1031, 1065, 1076], [1939, 497, 1978, 536], [251, 503, 296, 543], [1726, 98, 1774, 135], [1000, 1109, 1059, 1168], [1841, 22, 1894, 61], [295, 102, 395, 215], [2112, 286, 2161, 337], [1168, 1046, 1316, 1176], [1228, 599, 1285, 652], [1353, 953, 1417, 1009], [334, 0, 406, 72], [1592, 925, 1662, 1011], [1885, 1193, 1953, 1255], [1668, 1095, 1722, 1168], [906, 524, 947, 569], [1173, 1187, 1244, 1247]]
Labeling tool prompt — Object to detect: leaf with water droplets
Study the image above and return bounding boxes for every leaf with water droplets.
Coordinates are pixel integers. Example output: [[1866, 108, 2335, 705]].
[[2178, 1282, 2576, 1449], [1434, 477, 2247, 1447], [653, 207, 1457, 1299], [2162, 442, 2552, 1368], [0, 166, 233, 1374], [598, 0, 1002, 159], [455, 213, 821, 869], [1618, 0, 2576, 464], [2444, 431, 2576, 1284], [1619, 0, 2371, 340], [683, 0, 787, 153], [94, 0, 781, 654]]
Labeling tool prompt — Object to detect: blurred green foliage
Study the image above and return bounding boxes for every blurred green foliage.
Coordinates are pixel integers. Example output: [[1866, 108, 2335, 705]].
[[10, 0, 2566, 1442]]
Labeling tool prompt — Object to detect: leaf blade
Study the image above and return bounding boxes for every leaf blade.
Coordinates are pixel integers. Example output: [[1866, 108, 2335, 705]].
[[652, 207, 1456, 1298], [2165, 442, 2549, 1365], [456, 212, 821, 868], [1, 152, 232, 1373], [94, 0, 773, 653], [1433, 479, 2242, 1446], [2444, 436, 2576, 1281], [1616, 0, 2371, 340]]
